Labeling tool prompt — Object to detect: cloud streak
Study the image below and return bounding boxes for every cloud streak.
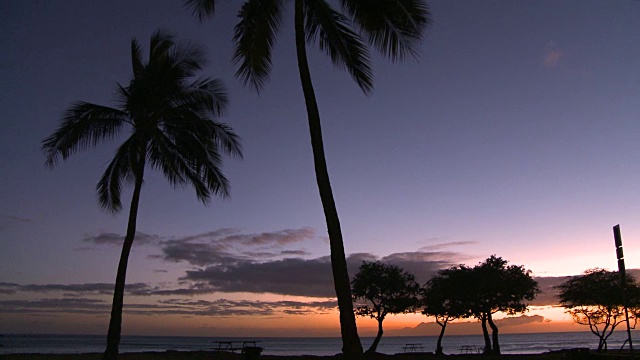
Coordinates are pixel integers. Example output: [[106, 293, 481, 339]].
[[155, 227, 316, 266], [0, 297, 336, 318]]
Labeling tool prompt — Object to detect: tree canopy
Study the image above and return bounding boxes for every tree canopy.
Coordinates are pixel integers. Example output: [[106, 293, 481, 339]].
[[352, 261, 420, 353], [556, 268, 640, 352], [422, 265, 474, 354], [467, 256, 539, 355]]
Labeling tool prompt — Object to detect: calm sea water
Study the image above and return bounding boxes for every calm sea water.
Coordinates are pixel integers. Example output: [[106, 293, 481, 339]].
[[0, 331, 636, 356]]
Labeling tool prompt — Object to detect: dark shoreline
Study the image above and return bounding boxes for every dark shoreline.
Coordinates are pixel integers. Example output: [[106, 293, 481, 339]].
[[2, 349, 637, 360]]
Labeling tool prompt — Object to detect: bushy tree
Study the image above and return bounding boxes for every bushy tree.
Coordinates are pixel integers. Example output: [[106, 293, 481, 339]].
[[185, 2, 431, 355], [422, 265, 473, 355], [352, 261, 421, 354], [42, 30, 242, 360], [556, 268, 640, 352], [467, 256, 539, 355]]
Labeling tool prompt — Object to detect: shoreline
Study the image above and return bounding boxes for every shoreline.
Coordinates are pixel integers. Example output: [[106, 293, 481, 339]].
[[0, 349, 623, 360]]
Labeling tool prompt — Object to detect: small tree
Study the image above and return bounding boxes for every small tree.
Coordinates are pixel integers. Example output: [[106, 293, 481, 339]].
[[352, 261, 421, 354], [556, 268, 640, 352], [468, 256, 540, 355], [422, 265, 473, 355]]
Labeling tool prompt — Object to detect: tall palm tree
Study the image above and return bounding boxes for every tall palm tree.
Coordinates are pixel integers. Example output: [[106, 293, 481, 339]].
[[185, 1, 430, 356], [42, 30, 242, 360]]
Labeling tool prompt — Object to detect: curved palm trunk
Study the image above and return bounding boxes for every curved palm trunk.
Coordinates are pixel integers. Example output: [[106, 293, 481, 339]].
[[481, 313, 492, 355], [487, 312, 501, 355], [294, 1, 362, 357], [103, 160, 145, 360], [367, 318, 384, 354]]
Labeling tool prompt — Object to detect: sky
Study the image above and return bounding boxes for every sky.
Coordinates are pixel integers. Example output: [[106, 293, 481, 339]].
[[1, 0, 639, 338]]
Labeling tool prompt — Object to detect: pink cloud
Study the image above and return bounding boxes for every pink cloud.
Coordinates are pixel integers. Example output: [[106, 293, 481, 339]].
[[544, 50, 563, 67]]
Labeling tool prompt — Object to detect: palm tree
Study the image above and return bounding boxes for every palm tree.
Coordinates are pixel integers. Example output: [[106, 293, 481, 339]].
[[185, 1, 430, 356], [42, 30, 242, 360]]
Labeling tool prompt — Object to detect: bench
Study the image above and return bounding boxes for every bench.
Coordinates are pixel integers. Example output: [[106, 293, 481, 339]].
[[212, 341, 262, 358], [403, 343, 425, 353], [459, 345, 483, 354]]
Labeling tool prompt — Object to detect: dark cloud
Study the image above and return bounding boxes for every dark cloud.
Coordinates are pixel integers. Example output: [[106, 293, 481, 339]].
[[380, 251, 467, 284], [158, 227, 316, 266], [159, 240, 232, 266], [220, 228, 316, 247], [180, 251, 466, 297], [281, 250, 311, 256], [0, 297, 335, 318], [0, 298, 109, 314], [184, 257, 335, 297], [0, 282, 151, 296]]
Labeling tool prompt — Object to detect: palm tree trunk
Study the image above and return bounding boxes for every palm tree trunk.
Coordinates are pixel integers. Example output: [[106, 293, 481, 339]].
[[481, 313, 492, 354], [294, 0, 362, 357], [367, 318, 384, 354], [103, 159, 145, 360], [487, 312, 501, 355]]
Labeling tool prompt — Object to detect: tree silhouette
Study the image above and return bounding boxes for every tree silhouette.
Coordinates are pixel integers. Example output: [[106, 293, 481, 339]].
[[467, 256, 539, 355], [185, 1, 430, 355], [352, 261, 420, 354], [556, 268, 640, 352], [42, 30, 242, 360], [422, 265, 473, 355]]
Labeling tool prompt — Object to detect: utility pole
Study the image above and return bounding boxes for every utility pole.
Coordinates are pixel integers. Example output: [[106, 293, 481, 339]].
[[614, 224, 633, 353]]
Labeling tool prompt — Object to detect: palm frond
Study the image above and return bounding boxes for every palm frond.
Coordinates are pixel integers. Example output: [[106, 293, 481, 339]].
[[148, 29, 176, 65], [305, 0, 373, 93], [148, 125, 231, 203], [96, 135, 139, 213], [147, 129, 192, 187], [131, 39, 144, 78], [184, 0, 217, 21], [44, 29, 241, 214], [42, 102, 127, 167], [208, 121, 243, 158], [341, 0, 431, 61], [233, 0, 284, 91], [169, 40, 208, 77], [169, 77, 228, 117]]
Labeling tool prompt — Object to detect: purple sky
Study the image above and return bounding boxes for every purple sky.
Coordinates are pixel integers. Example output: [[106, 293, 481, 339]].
[[1, 1, 639, 336]]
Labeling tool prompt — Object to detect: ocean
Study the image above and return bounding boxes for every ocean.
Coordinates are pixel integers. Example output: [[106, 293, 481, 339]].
[[0, 331, 636, 356]]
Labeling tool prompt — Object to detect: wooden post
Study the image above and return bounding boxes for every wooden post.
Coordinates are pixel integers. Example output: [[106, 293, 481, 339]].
[[614, 224, 633, 353]]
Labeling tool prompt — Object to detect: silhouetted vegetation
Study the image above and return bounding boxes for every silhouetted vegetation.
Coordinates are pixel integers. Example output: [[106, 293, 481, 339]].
[[419, 256, 539, 355], [467, 256, 540, 355], [556, 268, 640, 352], [351, 261, 421, 354], [42, 30, 242, 360], [185, 1, 431, 356], [422, 265, 473, 355]]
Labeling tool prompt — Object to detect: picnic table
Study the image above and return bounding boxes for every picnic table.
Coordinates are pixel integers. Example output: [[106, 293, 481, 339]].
[[459, 345, 483, 354], [403, 343, 425, 353], [212, 341, 262, 358]]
